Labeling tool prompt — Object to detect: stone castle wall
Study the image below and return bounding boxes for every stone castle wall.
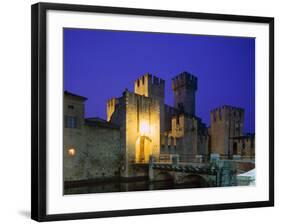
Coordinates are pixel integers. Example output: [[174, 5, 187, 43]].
[[134, 73, 165, 133], [232, 135, 255, 158], [123, 91, 160, 177], [164, 105, 178, 131], [63, 94, 121, 182], [64, 124, 121, 181], [210, 105, 244, 156]]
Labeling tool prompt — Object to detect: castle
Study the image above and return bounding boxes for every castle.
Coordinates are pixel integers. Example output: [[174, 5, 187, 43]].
[[63, 72, 255, 182]]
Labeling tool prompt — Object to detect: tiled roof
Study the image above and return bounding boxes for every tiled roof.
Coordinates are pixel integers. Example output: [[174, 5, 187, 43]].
[[64, 91, 87, 101], [85, 117, 120, 130]]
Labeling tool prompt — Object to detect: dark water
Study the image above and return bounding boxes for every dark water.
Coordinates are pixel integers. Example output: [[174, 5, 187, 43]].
[[64, 179, 208, 195]]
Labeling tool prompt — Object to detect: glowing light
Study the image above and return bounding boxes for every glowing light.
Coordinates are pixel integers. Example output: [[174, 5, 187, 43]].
[[140, 121, 150, 135], [68, 148, 76, 157]]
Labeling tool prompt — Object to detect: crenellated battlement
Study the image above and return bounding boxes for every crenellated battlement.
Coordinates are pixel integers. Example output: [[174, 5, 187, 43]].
[[107, 97, 119, 107], [134, 73, 165, 99], [211, 105, 244, 113], [106, 97, 120, 121], [210, 105, 244, 122], [172, 71, 197, 91], [152, 75, 165, 86], [135, 73, 152, 87]]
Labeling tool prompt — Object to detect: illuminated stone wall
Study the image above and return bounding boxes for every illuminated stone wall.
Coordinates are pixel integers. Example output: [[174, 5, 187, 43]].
[[123, 90, 160, 177], [106, 90, 161, 178], [64, 124, 121, 181], [134, 74, 165, 132]]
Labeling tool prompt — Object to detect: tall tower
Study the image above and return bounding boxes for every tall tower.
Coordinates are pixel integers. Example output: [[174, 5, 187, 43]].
[[134, 73, 165, 132], [172, 71, 197, 116], [210, 105, 244, 157]]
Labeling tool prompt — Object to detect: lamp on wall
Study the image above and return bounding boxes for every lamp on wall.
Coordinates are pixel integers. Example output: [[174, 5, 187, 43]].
[[67, 148, 76, 157], [140, 121, 150, 136]]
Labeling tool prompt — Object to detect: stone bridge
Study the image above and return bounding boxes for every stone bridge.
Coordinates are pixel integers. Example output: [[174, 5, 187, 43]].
[[147, 154, 239, 187]]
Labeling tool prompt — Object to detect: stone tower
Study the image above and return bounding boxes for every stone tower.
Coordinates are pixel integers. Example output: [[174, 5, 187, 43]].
[[172, 71, 197, 116], [210, 105, 244, 157], [108, 90, 160, 178], [134, 73, 165, 132]]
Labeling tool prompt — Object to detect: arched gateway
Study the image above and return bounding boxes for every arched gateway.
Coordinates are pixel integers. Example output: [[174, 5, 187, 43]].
[[135, 136, 152, 163]]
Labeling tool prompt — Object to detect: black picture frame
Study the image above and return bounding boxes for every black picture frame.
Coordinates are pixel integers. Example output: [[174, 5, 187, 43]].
[[31, 2, 274, 222]]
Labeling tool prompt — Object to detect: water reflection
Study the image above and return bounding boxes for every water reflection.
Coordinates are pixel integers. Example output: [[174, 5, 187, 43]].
[[64, 179, 207, 195]]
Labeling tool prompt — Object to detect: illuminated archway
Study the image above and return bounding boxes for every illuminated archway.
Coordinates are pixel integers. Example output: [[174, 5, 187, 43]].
[[135, 136, 152, 163]]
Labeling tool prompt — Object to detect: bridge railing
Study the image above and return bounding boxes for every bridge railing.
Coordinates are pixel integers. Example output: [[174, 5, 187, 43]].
[[217, 154, 255, 161], [153, 153, 254, 165], [154, 154, 209, 164], [178, 154, 208, 163], [157, 154, 172, 163]]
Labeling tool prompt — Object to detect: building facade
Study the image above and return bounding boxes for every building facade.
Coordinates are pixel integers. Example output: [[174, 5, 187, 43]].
[[64, 92, 121, 181]]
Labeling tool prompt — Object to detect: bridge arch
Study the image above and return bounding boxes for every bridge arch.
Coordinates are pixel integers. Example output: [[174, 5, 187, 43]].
[[154, 171, 174, 182], [181, 174, 209, 187]]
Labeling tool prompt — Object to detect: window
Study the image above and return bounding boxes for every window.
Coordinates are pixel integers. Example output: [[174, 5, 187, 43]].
[[236, 127, 240, 134], [250, 138, 254, 148], [178, 103, 183, 110], [218, 109, 221, 120], [213, 112, 216, 122], [233, 142, 238, 155], [176, 116, 180, 124], [68, 105, 74, 109], [241, 148, 246, 156], [137, 100, 140, 132], [65, 115, 78, 128]]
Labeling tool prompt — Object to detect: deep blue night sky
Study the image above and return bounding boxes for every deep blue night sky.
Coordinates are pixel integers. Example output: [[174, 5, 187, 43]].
[[64, 28, 255, 133]]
